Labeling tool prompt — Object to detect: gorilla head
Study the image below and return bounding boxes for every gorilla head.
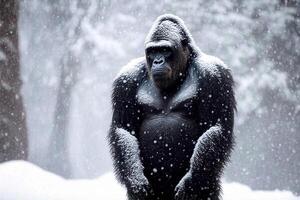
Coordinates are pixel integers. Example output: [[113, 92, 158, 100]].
[[145, 14, 195, 90]]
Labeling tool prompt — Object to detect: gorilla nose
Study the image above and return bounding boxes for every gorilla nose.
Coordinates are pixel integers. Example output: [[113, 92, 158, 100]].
[[153, 57, 165, 66]]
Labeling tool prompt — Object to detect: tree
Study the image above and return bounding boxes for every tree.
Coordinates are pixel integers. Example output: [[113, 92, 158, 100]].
[[0, 0, 27, 162], [46, 1, 83, 177]]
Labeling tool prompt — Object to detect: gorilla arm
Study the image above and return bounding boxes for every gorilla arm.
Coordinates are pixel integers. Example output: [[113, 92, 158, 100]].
[[108, 75, 152, 198], [175, 66, 236, 199]]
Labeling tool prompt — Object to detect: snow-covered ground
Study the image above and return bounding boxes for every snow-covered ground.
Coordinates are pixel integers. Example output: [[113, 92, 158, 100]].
[[0, 161, 298, 200]]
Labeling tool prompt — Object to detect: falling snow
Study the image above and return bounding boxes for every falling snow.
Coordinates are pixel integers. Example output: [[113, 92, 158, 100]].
[[0, 0, 299, 198]]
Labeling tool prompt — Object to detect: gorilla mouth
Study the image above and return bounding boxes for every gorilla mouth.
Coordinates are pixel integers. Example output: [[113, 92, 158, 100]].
[[153, 71, 168, 80], [152, 68, 172, 82]]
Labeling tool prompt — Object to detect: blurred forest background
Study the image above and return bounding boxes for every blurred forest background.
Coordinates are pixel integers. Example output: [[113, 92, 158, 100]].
[[0, 0, 299, 195]]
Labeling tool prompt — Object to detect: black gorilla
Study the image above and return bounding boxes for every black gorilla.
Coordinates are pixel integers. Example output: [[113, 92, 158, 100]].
[[109, 14, 236, 200]]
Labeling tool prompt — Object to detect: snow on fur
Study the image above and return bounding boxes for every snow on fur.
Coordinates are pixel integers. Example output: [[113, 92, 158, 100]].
[[115, 128, 149, 193]]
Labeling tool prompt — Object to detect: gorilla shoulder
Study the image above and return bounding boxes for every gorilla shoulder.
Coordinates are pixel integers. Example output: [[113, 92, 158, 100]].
[[113, 57, 146, 89], [115, 57, 146, 80], [196, 52, 231, 79]]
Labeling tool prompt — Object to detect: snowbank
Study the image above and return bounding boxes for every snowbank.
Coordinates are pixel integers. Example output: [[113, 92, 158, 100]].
[[0, 161, 126, 200], [0, 161, 298, 200]]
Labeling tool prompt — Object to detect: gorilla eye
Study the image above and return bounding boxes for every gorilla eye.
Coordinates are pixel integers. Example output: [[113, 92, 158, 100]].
[[146, 48, 155, 56], [147, 52, 155, 60], [162, 47, 172, 52], [162, 47, 172, 57]]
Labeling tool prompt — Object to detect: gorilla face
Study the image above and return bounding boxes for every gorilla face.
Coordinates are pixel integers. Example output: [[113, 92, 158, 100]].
[[145, 22, 190, 90], [146, 40, 173, 88]]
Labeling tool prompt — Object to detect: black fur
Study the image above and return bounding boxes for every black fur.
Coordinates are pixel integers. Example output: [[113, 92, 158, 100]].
[[108, 14, 236, 200]]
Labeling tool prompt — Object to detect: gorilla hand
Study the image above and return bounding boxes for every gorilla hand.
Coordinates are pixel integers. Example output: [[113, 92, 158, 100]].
[[126, 174, 153, 200], [174, 171, 199, 200]]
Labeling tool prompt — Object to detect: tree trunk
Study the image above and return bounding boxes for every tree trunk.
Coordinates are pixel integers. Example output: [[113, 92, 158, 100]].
[[46, 1, 84, 178], [47, 52, 78, 178], [0, 0, 27, 162]]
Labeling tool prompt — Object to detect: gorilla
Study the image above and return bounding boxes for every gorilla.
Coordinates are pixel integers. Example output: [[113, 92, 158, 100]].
[[109, 14, 236, 200]]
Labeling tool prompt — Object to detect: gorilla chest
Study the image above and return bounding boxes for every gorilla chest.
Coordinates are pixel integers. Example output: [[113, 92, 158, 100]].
[[136, 77, 199, 119], [136, 77, 200, 137], [136, 79, 201, 183], [139, 113, 199, 156]]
